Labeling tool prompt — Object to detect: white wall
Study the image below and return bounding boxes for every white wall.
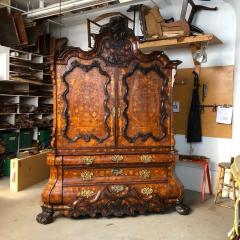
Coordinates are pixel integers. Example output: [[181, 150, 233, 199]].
[[0, 45, 9, 80], [175, 135, 232, 193], [50, 0, 237, 193], [162, 0, 236, 193], [230, 1, 240, 157]]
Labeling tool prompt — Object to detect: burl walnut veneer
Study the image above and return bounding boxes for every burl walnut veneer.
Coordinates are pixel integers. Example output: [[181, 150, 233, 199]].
[[37, 17, 189, 224]]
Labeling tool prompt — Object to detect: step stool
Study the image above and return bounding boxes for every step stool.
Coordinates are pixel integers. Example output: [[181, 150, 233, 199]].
[[214, 162, 237, 208]]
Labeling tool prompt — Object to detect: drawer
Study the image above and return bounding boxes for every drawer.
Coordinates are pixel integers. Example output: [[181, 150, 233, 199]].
[[63, 166, 168, 186], [60, 154, 176, 166], [62, 183, 168, 205]]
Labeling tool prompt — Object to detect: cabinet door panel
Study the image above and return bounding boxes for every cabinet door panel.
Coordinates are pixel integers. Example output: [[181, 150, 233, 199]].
[[56, 59, 115, 148], [118, 62, 171, 147]]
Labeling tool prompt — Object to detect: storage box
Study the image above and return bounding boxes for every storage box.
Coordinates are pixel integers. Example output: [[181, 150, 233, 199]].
[[19, 130, 33, 149], [38, 128, 51, 146], [0, 132, 19, 153], [10, 150, 50, 192]]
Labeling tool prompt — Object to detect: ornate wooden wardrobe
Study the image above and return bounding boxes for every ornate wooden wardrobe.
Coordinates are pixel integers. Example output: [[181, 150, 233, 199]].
[[37, 16, 189, 224]]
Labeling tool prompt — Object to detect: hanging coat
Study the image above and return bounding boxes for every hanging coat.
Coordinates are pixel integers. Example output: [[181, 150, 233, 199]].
[[187, 71, 202, 143]]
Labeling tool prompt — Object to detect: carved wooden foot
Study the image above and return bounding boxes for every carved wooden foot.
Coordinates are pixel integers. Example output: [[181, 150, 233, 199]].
[[36, 206, 54, 224], [175, 200, 190, 215]]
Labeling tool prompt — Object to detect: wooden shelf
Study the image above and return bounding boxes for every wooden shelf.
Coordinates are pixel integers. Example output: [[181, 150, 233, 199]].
[[0, 79, 52, 86], [139, 34, 222, 52], [0, 93, 52, 97]]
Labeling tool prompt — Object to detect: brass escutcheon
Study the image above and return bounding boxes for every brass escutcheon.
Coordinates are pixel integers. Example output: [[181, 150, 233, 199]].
[[111, 155, 124, 163], [82, 157, 95, 165], [78, 189, 96, 198], [140, 155, 153, 163], [111, 168, 123, 176], [139, 169, 151, 179], [111, 185, 125, 193], [141, 187, 153, 196], [81, 171, 93, 181]]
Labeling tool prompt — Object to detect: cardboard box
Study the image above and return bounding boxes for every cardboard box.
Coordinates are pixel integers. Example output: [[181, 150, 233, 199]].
[[10, 150, 50, 192]]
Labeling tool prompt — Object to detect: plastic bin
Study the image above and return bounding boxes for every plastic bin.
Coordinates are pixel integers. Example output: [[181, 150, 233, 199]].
[[0, 132, 19, 153], [19, 130, 33, 149], [38, 128, 51, 146], [3, 158, 10, 177]]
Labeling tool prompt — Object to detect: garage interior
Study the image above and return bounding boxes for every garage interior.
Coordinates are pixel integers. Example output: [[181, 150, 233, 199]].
[[0, 0, 239, 239]]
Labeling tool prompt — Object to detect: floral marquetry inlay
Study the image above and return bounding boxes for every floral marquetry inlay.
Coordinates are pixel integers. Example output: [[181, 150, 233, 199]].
[[78, 190, 96, 198], [139, 169, 151, 179], [111, 155, 124, 163], [82, 157, 95, 165], [141, 187, 154, 196], [81, 171, 93, 181], [110, 185, 125, 193], [140, 155, 152, 163], [111, 169, 123, 176]]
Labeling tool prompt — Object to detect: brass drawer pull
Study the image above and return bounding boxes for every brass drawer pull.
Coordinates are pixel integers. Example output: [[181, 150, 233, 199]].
[[140, 155, 152, 163], [139, 169, 151, 179], [78, 189, 96, 198], [81, 171, 93, 181], [82, 157, 95, 165], [111, 185, 125, 193], [111, 155, 124, 163], [112, 168, 123, 176], [141, 187, 153, 196]]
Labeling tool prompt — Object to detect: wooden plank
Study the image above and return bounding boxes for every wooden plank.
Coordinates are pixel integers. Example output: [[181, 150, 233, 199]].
[[13, 12, 28, 45], [0, 7, 20, 47], [9, 77, 42, 85], [173, 66, 234, 139], [10, 150, 50, 192], [140, 34, 222, 52]]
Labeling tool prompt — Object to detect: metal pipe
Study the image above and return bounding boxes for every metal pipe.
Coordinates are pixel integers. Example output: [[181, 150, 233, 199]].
[[26, 0, 116, 20], [0, 2, 62, 25]]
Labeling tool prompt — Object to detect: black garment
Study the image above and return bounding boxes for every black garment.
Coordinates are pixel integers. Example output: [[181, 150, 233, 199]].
[[187, 71, 202, 143]]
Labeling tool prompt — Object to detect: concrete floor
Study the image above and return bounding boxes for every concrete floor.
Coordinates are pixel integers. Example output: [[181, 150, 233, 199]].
[[0, 177, 234, 240]]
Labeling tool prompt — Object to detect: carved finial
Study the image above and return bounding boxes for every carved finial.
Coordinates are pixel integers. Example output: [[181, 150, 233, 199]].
[[99, 16, 133, 41]]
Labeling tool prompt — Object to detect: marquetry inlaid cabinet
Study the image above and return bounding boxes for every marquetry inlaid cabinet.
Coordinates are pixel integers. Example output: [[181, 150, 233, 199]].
[[37, 16, 189, 224]]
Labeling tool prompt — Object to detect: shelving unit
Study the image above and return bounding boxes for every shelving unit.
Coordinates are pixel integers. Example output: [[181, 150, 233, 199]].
[[9, 49, 43, 83], [0, 46, 53, 155]]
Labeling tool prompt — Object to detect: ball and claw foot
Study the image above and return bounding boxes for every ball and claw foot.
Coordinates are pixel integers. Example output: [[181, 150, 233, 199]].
[[36, 207, 54, 224], [175, 200, 190, 215]]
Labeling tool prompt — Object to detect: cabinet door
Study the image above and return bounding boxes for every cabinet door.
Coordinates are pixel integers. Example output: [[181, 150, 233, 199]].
[[56, 58, 115, 149], [118, 61, 172, 147]]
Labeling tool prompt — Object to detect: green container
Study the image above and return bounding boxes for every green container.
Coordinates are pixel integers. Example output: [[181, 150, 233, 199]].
[[38, 128, 52, 145], [0, 132, 19, 153], [19, 130, 33, 149], [3, 158, 10, 177]]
